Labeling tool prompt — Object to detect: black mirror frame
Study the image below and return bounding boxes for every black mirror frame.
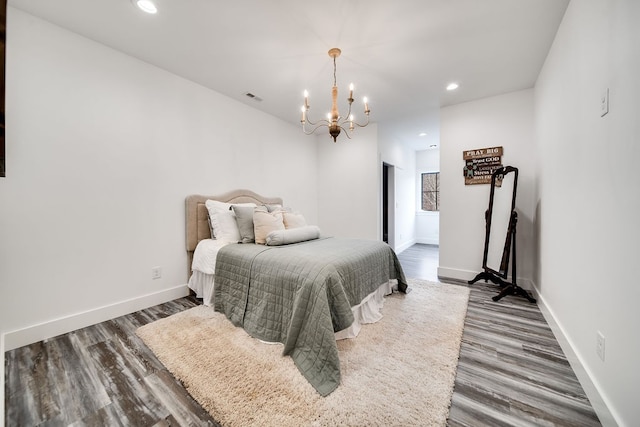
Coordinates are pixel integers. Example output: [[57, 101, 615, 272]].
[[468, 165, 536, 303]]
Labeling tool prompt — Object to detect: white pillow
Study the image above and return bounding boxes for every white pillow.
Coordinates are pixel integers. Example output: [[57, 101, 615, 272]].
[[205, 200, 256, 242], [283, 211, 307, 229], [205, 199, 231, 212], [253, 210, 285, 244]]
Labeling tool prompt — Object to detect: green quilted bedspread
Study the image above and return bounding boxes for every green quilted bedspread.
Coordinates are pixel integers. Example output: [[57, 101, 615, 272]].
[[214, 237, 407, 396]]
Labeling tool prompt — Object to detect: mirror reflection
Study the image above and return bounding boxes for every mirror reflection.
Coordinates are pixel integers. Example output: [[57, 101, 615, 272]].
[[486, 171, 515, 276]]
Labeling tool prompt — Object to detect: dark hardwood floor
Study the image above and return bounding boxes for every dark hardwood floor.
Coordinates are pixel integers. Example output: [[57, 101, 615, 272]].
[[5, 297, 219, 426], [4, 243, 601, 426]]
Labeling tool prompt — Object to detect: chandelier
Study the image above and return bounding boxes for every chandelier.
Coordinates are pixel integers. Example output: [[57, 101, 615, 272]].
[[300, 48, 370, 142]]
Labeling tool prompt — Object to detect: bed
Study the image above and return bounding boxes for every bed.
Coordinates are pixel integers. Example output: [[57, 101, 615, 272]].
[[185, 190, 408, 396]]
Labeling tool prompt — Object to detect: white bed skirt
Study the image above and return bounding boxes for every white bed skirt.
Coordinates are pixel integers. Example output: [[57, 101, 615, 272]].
[[188, 271, 394, 340], [334, 280, 394, 340], [188, 270, 215, 305]]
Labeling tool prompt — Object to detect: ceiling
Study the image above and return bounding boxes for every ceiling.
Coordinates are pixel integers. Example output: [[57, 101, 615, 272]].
[[8, 0, 569, 150]]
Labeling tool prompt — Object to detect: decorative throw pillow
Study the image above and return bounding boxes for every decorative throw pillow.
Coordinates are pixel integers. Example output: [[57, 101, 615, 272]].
[[266, 225, 321, 246], [232, 205, 258, 243], [265, 204, 292, 213], [283, 212, 307, 229], [253, 210, 285, 244], [264, 204, 282, 212]]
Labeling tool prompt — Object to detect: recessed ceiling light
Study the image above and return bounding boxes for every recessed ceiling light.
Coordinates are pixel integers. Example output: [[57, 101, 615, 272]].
[[446, 82, 459, 91], [134, 0, 157, 14], [419, 132, 427, 137]]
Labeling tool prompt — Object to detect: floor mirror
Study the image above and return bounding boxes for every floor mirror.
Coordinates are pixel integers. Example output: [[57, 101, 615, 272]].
[[468, 166, 536, 302]]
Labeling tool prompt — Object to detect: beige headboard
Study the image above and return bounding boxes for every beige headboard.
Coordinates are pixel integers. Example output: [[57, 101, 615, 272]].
[[185, 189, 283, 273]]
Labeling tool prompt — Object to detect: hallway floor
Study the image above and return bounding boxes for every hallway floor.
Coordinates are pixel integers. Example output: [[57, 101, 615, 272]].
[[397, 243, 601, 426]]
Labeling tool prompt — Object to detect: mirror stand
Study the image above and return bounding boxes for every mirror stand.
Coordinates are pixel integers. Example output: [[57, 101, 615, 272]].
[[468, 166, 536, 303], [469, 212, 536, 302]]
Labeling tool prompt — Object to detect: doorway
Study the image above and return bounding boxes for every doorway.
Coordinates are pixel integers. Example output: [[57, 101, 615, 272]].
[[382, 162, 395, 248]]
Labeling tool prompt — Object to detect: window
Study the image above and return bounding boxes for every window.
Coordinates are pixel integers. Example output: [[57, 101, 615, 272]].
[[421, 172, 440, 211]]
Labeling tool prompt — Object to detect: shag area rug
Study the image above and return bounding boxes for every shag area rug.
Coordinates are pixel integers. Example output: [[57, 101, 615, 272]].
[[137, 279, 470, 426]]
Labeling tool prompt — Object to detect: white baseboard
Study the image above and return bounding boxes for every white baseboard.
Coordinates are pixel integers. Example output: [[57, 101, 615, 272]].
[[530, 285, 617, 427], [4, 285, 190, 351], [437, 266, 477, 283], [395, 238, 416, 254], [416, 237, 439, 245]]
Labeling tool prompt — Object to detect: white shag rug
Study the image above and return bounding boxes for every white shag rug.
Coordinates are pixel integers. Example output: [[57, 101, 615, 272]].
[[137, 279, 470, 426]]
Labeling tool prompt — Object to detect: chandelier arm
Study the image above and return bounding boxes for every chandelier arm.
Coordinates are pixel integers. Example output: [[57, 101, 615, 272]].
[[302, 121, 332, 135], [342, 101, 354, 122], [339, 106, 368, 128], [349, 115, 370, 128], [304, 115, 327, 127], [338, 125, 353, 139], [338, 116, 352, 126]]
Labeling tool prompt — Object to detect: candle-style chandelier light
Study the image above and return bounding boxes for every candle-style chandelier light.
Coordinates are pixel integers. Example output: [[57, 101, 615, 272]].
[[300, 48, 370, 142]]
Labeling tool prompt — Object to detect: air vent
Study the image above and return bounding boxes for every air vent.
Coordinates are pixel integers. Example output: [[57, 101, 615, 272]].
[[244, 92, 263, 102]]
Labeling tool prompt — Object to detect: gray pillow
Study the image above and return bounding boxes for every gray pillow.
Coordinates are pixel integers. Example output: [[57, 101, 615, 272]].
[[265, 204, 292, 213], [232, 205, 258, 243], [265, 225, 321, 246]]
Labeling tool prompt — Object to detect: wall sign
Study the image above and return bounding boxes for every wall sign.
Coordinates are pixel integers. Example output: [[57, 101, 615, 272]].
[[463, 146, 503, 185]]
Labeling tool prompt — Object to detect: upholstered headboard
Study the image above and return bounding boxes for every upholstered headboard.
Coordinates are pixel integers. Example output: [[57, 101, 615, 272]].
[[185, 189, 283, 273]]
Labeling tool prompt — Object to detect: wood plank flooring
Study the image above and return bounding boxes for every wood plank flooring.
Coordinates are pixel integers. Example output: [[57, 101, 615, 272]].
[[5, 297, 219, 426], [398, 244, 601, 427], [4, 244, 601, 426]]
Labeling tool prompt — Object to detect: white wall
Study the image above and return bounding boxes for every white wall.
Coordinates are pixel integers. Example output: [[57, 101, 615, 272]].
[[0, 3, 317, 384], [438, 89, 536, 285], [316, 124, 379, 240], [415, 149, 440, 245], [535, 1, 640, 425]]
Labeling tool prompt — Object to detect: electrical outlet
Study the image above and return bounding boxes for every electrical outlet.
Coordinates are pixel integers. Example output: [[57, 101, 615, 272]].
[[596, 331, 605, 361], [151, 266, 162, 280]]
